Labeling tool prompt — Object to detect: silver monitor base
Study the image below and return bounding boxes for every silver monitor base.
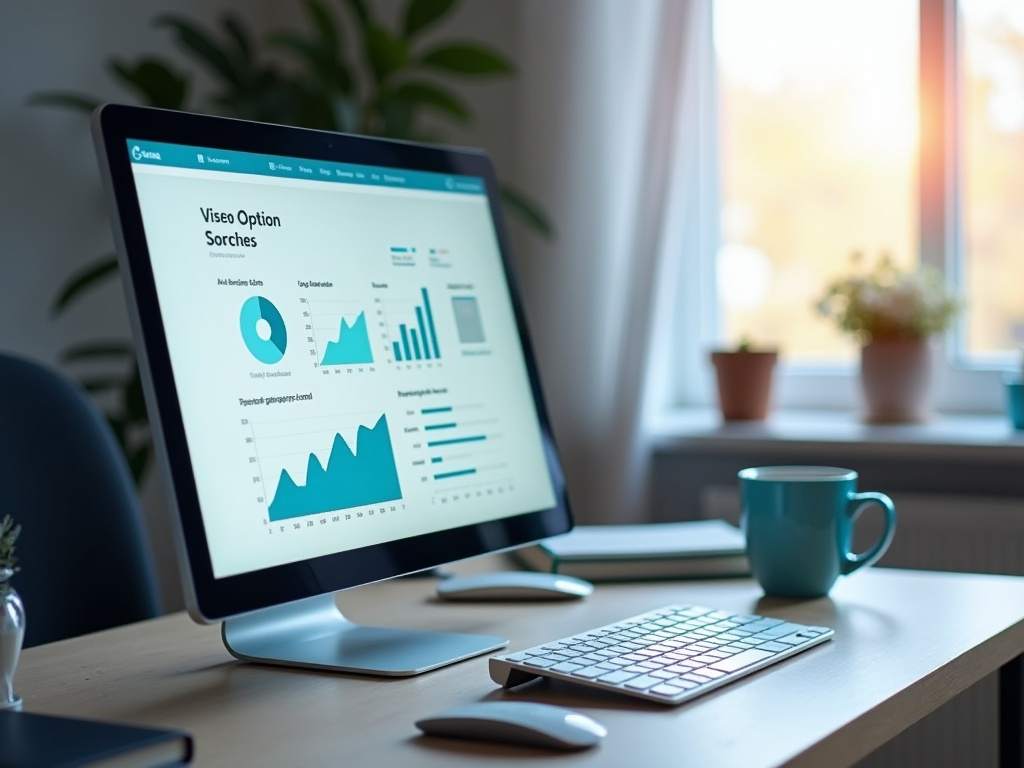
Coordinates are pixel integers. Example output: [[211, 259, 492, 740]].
[[221, 593, 508, 677]]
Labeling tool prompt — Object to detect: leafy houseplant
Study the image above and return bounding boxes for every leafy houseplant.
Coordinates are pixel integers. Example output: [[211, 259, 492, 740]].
[[33, 0, 552, 485], [0, 515, 25, 710], [816, 253, 962, 422], [710, 337, 778, 421]]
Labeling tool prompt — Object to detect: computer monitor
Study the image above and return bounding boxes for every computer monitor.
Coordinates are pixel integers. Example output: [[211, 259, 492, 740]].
[[92, 105, 573, 676]]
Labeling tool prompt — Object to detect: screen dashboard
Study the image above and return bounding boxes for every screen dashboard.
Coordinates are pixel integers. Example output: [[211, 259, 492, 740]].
[[126, 138, 557, 580]]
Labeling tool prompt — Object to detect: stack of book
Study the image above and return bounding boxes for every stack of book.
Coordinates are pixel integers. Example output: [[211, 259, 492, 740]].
[[515, 519, 749, 581]]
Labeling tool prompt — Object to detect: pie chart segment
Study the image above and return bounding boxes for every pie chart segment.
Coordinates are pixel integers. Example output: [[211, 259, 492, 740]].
[[240, 295, 287, 364]]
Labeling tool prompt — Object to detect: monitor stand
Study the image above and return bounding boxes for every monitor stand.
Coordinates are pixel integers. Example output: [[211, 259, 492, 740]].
[[221, 593, 508, 676]]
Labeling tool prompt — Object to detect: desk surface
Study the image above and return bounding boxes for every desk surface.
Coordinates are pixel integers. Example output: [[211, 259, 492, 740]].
[[17, 566, 1024, 768]]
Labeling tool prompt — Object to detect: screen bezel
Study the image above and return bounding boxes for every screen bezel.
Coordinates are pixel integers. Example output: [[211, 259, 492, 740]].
[[93, 104, 572, 621]]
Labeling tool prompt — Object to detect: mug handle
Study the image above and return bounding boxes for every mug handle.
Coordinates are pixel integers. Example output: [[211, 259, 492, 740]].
[[841, 492, 897, 576]]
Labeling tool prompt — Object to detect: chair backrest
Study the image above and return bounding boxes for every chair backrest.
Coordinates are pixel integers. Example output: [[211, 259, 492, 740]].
[[0, 353, 161, 647]]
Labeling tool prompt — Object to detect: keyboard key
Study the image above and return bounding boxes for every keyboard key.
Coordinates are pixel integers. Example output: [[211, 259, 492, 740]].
[[650, 684, 686, 697], [598, 669, 641, 684], [709, 649, 775, 673], [687, 667, 726, 680], [622, 665, 649, 673], [623, 675, 663, 690], [571, 665, 608, 679], [651, 670, 680, 680], [773, 633, 813, 646], [504, 652, 533, 662], [551, 662, 584, 674], [524, 657, 560, 668], [706, 650, 735, 658], [690, 655, 720, 664], [597, 661, 622, 670], [680, 673, 710, 685], [665, 663, 699, 673], [758, 641, 790, 653]]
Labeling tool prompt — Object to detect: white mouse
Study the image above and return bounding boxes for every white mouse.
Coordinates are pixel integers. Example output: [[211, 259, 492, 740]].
[[436, 571, 593, 601], [415, 701, 607, 750]]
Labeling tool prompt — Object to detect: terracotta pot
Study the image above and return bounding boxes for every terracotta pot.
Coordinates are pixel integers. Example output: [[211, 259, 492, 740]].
[[860, 338, 932, 423], [710, 351, 778, 421]]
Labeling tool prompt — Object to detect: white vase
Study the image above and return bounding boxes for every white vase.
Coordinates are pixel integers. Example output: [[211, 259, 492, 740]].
[[0, 568, 25, 711], [859, 338, 932, 423]]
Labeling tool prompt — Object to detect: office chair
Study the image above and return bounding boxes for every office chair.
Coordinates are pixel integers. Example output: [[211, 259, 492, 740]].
[[0, 352, 161, 648]]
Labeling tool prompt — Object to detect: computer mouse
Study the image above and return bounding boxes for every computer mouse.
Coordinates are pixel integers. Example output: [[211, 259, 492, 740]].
[[435, 571, 593, 601], [415, 701, 607, 750]]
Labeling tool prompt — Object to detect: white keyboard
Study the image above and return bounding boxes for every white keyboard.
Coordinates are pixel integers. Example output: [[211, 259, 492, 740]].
[[489, 604, 833, 705]]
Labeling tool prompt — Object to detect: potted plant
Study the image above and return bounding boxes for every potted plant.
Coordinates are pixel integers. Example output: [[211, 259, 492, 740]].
[[0, 515, 24, 711], [710, 338, 778, 421], [816, 253, 961, 423]]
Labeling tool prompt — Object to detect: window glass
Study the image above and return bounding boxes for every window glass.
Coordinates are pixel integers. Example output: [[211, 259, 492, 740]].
[[961, 0, 1024, 362], [714, 0, 919, 362]]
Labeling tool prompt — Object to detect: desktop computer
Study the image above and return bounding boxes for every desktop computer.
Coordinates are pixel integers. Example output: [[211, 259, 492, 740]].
[[93, 105, 574, 676], [93, 106, 833, 702]]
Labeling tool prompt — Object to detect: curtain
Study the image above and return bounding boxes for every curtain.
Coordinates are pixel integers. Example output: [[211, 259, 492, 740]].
[[513, 0, 716, 524]]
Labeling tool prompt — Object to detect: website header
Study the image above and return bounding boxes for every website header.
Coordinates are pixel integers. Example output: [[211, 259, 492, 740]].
[[126, 139, 486, 195]]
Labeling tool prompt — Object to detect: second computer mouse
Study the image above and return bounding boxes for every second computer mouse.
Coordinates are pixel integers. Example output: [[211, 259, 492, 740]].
[[435, 571, 594, 601], [415, 701, 607, 750]]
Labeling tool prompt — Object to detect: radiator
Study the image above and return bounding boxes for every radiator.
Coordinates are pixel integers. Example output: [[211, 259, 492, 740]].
[[700, 488, 1024, 768]]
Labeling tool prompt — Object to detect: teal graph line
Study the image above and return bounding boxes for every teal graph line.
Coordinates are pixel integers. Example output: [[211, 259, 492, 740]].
[[321, 312, 374, 365], [424, 423, 456, 431], [427, 435, 485, 447], [435, 469, 476, 480], [422, 407, 452, 414], [268, 414, 402, 521]]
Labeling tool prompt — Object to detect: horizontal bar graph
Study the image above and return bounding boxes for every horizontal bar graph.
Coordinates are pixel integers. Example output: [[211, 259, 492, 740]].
[[431, 457, 443, 464], [424, 423, 456, 431], [427, 435, 486, 448], [422, 406, 452, 414], [434, 468, 477, 480]]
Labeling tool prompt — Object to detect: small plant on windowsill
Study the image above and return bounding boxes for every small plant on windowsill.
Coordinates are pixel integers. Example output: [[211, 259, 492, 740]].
[[0, 515, 25, 710], [709, 336, 779, 422], [815, 252, 962, 423]]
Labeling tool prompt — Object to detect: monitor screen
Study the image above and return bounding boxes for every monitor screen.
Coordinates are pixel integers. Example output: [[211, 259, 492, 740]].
[[125, 138, 557, 580]]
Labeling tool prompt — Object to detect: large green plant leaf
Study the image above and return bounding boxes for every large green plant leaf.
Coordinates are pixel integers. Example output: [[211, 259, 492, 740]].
[[51, 255, 119, 315], [60, 340, 135, 363], [420, 43, 514, 75], [26, 93, 102, 114], [340, 0, 372, 29], [500, 185, 554, 239], [389, 81, 468, 122], [157, 14, 242, 88], [403, 0, 458, 38], [109, 58, 189, 109], [366, 25, 409, 84]]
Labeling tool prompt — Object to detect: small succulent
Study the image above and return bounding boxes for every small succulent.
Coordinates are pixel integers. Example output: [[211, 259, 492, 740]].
[[0, 516, 20, 575]]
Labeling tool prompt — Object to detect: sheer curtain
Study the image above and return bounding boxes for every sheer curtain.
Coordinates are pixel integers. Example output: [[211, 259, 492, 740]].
[[513, 0, 716, 524]]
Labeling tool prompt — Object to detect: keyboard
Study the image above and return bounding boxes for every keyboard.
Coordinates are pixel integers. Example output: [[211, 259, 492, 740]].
[[489, 604, 833, 705]]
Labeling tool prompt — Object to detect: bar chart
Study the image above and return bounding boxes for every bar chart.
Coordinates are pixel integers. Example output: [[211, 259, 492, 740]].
[[418, 404, 507, 489], [388, 288, 441, 363]]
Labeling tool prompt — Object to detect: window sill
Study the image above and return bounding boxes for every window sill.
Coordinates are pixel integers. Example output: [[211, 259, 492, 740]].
[[650, 407, 1024, 461]]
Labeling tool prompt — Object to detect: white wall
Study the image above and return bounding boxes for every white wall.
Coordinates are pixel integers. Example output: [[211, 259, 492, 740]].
[[0, 0, 520, 611]]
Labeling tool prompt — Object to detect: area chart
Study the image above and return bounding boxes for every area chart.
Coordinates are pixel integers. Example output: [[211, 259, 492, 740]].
[[321, 311, 374, 365], [268, 414, 403, 521]]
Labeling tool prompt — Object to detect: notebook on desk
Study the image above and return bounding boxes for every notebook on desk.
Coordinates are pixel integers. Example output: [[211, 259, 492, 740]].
[[514, 519, 750, 581]]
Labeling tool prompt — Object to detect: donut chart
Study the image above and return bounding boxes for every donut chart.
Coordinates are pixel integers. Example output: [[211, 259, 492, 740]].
[[240, 296, 287, 364]]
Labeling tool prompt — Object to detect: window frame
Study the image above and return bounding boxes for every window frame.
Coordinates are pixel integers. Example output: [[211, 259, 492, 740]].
[[673, 0, 1009, 414]]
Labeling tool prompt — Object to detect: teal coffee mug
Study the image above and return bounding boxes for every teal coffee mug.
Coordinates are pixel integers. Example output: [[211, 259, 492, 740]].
[[739, 466, 897, 598]]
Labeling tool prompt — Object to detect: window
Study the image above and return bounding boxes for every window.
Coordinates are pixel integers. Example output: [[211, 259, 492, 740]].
[[684, 0, 1021, 411], [961, 0, 1024, 365], [715, 0, 919, 364]]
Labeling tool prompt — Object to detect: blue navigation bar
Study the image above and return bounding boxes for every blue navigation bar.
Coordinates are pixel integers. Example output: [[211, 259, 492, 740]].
[[126, 139, 486, 195]]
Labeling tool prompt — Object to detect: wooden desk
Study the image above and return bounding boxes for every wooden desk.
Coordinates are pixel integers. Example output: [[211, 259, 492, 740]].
[[16, 567, 1024, 768]]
